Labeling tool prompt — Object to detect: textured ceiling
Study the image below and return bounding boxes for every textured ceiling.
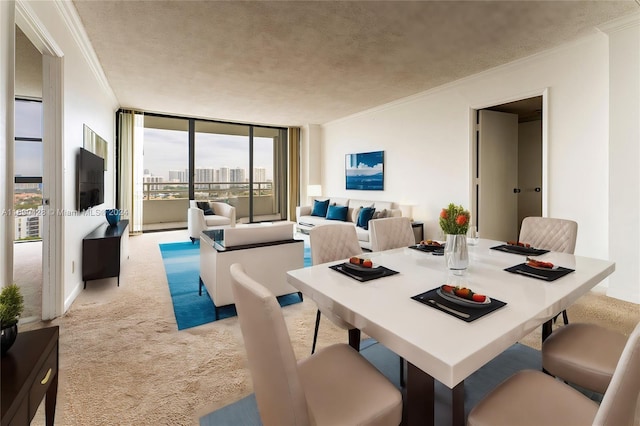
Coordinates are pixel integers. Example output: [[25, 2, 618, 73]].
[[71, 1, 639, 127]]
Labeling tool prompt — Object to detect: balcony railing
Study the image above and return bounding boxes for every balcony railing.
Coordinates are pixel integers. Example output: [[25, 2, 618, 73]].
[[142, 181, 282, 229], [143, 181, 272, 200]]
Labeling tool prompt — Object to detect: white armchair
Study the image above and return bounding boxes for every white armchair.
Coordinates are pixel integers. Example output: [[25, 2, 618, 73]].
[[188, 200, 236, 243]]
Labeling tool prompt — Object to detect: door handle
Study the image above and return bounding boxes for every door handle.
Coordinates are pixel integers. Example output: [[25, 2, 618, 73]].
[[535, 187, 541, 192], [513, 188, 521, 193]]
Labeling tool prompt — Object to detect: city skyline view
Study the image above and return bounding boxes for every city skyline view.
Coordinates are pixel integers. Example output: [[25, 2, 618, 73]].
[[143, 127, 275, 182]]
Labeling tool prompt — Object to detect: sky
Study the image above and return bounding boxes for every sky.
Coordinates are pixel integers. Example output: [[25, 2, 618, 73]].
[[143, 128, 275, 181], [15, 99, 43, 177]]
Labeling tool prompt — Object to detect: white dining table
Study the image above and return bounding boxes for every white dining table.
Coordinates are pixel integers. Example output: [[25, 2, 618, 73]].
[[286, 238, 615, 426]]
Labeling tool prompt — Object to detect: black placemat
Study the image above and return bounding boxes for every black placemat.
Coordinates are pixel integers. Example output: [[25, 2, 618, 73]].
[[409, 244, 445, 253], [329, 263, 399, 282], [411, 288, 507, 322], [504, 263, 575, 281], [490, 244, 550, 256]]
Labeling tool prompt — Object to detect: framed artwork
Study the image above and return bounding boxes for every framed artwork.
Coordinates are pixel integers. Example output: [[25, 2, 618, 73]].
[[345, 150, 384, 190]]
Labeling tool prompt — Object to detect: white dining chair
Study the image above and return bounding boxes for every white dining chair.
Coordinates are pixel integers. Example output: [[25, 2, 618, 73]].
[[309, 223, 363, 354], [230, 263, 403, 426], [369, 217, 416, 252], [468, 321, 640, 426], [519, 216, 577, 325], [542, 322, 629, 395]]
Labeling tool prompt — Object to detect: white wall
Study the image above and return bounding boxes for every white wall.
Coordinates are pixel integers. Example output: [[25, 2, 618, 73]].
[[19, 1, 118, 311], [606, 16, 640, 304], [300, 123, 322, 203], [320, 27, 639, 303]]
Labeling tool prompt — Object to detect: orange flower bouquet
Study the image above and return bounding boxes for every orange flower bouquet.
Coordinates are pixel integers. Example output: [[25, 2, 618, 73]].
[[439, 203, 471, 235]]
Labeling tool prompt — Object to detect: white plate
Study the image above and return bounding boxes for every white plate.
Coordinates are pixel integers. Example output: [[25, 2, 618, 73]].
[[526, 262, 558, 271], [437, 288, 491, 308]]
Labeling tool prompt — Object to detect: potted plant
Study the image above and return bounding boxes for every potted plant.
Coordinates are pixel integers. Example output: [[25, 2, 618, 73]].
[[1, 284, 24, 356]]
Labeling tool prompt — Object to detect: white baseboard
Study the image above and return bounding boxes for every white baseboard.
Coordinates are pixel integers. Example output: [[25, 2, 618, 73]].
[[64, 280, 83, 313]]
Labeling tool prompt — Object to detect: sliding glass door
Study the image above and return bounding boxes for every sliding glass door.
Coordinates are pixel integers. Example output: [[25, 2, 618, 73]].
[[137, 113, 288, 229], [194, 121, 287, 223]]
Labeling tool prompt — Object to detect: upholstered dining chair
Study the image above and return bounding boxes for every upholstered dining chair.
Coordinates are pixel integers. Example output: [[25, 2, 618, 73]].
[[519, 216, 578, 325], [467, 321, 640, 426], [309, 223, 363, 354], [370, 217, 416, 252], [230, 263, 403, 426], [542, 322, 629, 395], [369, 216, 414, 386]]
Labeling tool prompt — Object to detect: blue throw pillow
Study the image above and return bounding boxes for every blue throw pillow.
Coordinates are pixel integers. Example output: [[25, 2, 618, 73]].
[[326, 205, 348, 221], [357, 207, 376, 230], [311, 199, 330, 217]]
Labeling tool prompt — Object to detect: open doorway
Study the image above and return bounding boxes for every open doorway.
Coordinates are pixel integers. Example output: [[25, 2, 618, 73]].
[[472, 96, 544, 242], [13, 10, 65, 321]]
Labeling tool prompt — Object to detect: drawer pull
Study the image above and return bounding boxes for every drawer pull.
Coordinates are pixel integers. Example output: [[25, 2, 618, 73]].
[[41, 368, 52, 385]]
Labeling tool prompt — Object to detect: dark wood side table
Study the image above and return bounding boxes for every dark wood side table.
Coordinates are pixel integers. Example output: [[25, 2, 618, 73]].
[[82, 219, 129, 288], [411, 221, 424, 243], [1, 326, 59, 426]]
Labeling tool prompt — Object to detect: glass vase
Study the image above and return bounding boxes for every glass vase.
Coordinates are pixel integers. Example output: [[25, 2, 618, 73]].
[[445, 234, 469, 275]]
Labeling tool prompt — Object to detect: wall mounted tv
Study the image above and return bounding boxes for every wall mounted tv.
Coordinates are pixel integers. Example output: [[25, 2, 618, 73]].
[[77, 147, 105, 211]]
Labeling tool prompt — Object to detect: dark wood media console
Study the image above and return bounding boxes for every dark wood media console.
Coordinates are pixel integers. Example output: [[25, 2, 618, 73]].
[[82, 219, 129, 288]]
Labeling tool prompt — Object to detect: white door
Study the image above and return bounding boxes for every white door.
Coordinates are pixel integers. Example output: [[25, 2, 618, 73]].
[[517, 120, 543, 228], [476, 110, 519, 242]]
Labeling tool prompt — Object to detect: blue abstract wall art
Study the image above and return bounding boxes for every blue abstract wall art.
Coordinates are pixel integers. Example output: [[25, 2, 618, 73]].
[[345, 150, 384, 191]]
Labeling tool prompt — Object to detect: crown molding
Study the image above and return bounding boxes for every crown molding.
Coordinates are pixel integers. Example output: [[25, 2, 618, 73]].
[[16, 1, 63, 57], [598, 11, 640, 34], [53, 0, 119, 108]]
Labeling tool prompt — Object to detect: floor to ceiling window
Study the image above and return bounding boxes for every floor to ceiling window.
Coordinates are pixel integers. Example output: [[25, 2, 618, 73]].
[[14, 98, 43, 240], [138, 112, 288, 230], [13, 98, 44, 321]]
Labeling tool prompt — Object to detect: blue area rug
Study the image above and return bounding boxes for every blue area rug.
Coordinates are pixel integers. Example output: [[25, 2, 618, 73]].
[[200, 340, 547, 425], [159, 240, 310, 330], [303, 242, 311, 267]]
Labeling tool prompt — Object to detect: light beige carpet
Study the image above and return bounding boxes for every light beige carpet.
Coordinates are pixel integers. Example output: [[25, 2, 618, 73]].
[[19, 230, 639, 425]]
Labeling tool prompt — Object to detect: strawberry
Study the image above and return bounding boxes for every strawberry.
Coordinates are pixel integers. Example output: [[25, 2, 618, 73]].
[[472, 294, 486, 303], [441, 284, 454, 293]]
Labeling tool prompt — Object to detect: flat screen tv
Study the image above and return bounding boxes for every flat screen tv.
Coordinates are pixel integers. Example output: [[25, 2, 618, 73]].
[[77, 147, 105, 211]]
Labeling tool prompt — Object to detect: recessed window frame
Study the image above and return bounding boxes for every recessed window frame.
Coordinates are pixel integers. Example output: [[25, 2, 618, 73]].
[[126, 110, 289, 225]]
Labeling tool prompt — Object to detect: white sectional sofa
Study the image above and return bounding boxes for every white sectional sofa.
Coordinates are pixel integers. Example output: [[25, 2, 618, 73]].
[[296, 197, 402, 250]]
